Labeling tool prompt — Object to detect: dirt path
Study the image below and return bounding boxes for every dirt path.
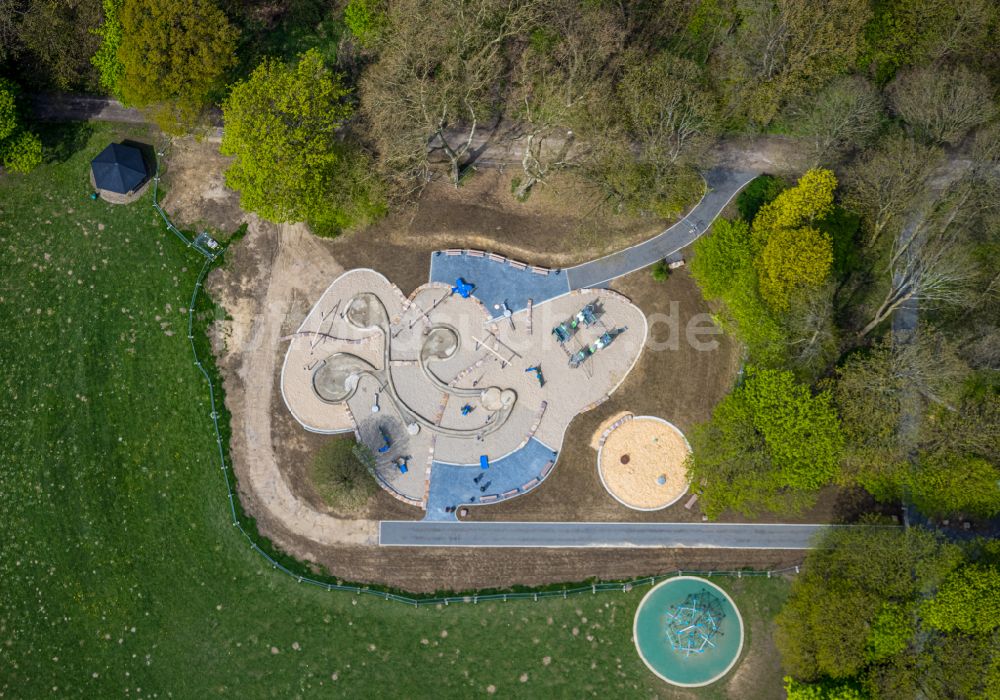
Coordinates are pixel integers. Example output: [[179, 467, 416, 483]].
[[209, 218, 379, 546]]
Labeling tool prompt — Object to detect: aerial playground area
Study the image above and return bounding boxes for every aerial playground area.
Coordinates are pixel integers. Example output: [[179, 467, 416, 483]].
[[633, 576, 745, 687], [280, 262, 648, 518]]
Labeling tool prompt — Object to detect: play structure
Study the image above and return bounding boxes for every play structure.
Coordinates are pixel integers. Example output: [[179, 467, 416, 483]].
[[280, 268, 647, 514], [552, 302, 600, 343], [664, 589, 727, 656], [633, 577, 744, 688], [569, 328, 627, 368]]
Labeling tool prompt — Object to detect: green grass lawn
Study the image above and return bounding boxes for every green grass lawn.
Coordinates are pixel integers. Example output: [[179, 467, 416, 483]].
[[0, 122, 789, 698]]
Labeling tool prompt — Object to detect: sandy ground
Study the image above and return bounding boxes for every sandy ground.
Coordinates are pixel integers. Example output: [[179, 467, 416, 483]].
[[598, 417, 690, 510]]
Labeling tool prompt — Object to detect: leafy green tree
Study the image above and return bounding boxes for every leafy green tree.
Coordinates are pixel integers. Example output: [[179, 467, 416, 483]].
[[222, 49, 385, 235], [756, 226, 833, 310], [687, 367, 844, 516], [690, 217, 787, 365], [118, 0, 238, 130], [737, 174, 785, 223], [776, 526, 961, 681], [14, 0, 102, 90], [784, 676, 865, 700], [858, 0, 997, 83], [716, 0, 872, 125], [2, 129, 43, 173], [751, 168, 837, 246], [922, 565, 1000, 635], [91, 0, 125, 98], [344, 0, 388, 48], [911, 454, 1000, 519], [0, 77, 42, 174]]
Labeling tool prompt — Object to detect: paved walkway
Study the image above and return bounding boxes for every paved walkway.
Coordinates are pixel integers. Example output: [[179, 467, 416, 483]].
[[564, 167, 760, 289], [380, 521, 840, 548]]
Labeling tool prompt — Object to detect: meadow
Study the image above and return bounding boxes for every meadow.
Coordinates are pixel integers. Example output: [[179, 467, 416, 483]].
[[0, 122, 789, 698]]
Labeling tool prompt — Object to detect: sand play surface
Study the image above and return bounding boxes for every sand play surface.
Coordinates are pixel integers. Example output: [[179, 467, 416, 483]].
[[598, 416, 690, 510]]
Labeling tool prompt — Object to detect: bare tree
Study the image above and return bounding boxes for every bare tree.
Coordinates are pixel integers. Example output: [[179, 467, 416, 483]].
[[507, 0, 624, 199], [787, 76, 883, 166], [859, 175, 980, 337], [360, 0, 538, 191], [843, 135, 944, 248], [889, 64, 996, 146]]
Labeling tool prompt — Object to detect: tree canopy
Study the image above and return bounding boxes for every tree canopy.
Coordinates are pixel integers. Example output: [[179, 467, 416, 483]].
[[117, 0, 238, 130], [778, 526, 999, 699], [0, 78, 42, 173], [221, 48, 385, 236], [687, 367, 844, 516]]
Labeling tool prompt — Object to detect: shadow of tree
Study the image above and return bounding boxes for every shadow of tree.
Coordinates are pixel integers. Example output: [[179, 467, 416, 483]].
[[36, 121, 95, 164]]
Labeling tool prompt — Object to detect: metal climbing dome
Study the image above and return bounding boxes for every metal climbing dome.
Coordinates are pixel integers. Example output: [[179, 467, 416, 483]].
[[663, 588, 727, 657]]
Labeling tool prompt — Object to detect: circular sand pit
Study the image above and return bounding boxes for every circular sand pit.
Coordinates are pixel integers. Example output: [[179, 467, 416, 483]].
[[597, 416, 690, 510]]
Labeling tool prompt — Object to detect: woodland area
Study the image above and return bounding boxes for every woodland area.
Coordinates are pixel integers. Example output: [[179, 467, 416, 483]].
[[1, 1, 999, 698]]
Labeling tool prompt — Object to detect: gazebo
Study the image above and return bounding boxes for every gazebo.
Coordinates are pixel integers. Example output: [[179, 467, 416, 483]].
[[90, 143, 150, 203]]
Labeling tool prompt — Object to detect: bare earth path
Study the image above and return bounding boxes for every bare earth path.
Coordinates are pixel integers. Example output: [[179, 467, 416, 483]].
[[210, 218, 377, 546]]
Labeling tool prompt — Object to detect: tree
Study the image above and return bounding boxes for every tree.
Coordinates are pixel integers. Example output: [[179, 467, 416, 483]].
[[343, 0, 387, 48], [859, 174, 982, 337], [834, 328, 968, 499], [784, 676, 865, 700], [889, 64, 996, 146], [309, 438, 378, 512], [687, 367, 844, 516], [911, 453, 1000, 519], [90, 0, 124, 97], [592, 50, 716, 217], [0, 77, 41, 174], [751, 168, 837, 245], [360, 0, 538, 190], [507, 0, 623, 199], [716, 0, 871, 125], [858, 0, 997, 82], [17, 0, 101, 91], [787, 76, 883, 165], [2, 129, 42, 173], [922, 565, 1000, 635], [221, 49, 385, 235], [775, 525, 961, 682], [118, 0, 238, 130], [755, 226, 833, 310], [843, 134, 943, 247], [690, 218, 788, 365]]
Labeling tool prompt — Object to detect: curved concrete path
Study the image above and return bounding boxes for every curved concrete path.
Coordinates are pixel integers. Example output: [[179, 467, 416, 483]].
[[380, 521, 841, 549], [564, 167, 760, 289]]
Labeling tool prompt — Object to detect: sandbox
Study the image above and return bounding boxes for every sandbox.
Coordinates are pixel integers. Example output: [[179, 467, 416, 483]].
[[597, 416, 690, 510]]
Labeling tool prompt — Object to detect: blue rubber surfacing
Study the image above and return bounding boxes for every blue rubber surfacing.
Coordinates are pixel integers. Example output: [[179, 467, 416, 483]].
[[424, 438, 558, 520], [429, 251, 570, 315]]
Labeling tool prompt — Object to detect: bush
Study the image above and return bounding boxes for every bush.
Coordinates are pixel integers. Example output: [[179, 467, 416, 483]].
[[736, 174, 785, 222], [650, 260, 670, 282], [310, 438, 378, 512], [3, 131, 43, 173]]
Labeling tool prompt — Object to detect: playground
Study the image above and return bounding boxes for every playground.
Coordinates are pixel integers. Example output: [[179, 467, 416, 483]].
[[597, 415, 691, 511], [281, 266, 647, 517], [633, 576, 745, 687]]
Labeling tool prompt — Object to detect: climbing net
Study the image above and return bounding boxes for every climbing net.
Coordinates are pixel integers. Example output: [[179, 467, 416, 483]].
[[663, 588, 726, 656]]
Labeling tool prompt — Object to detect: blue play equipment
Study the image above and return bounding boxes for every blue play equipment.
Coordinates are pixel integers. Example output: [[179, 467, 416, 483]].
[[525, 365, 545, 387], [479, 455, 490, 470], [461, 404, 474, 415], [377, 427, 392, 453], [452, 277, 475, 298], [396, 457, 409, 474]]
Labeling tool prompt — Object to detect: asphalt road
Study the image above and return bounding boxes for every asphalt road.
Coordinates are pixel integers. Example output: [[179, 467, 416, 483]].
[[380, 521, 838, 548], [564, 167, 760, 290]]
